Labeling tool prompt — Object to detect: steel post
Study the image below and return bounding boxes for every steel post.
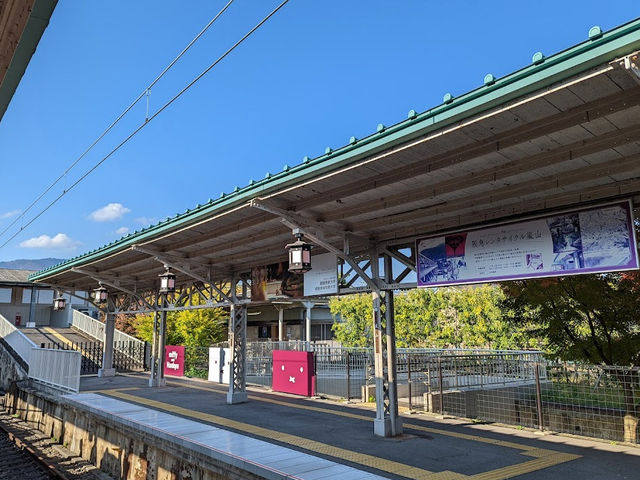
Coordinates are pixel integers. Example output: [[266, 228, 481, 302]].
[[228, 282, 248, 404], [384, 254, 402, 435], [148, 311, 160, 387], [535, 363, 544, 431], [157, 302, 167, 386]]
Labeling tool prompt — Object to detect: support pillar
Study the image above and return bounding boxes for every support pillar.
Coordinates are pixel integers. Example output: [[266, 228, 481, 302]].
[[148, 310, 166, 387], [26, 287, 37, 328], [371, 249, 391, 436], [303, 301, 314, 348], [278, 307, 284, 341], [157, 306, 167, 386], [384, 255, 402, 435], [228, 302, 248, 404], [98, 300, 116, 377]]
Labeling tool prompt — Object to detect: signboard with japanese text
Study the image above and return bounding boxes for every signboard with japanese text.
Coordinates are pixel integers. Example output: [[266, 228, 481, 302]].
[[416, 201, 638, 288], [164, 345, 185, 377], [304, 253, 338, 296]]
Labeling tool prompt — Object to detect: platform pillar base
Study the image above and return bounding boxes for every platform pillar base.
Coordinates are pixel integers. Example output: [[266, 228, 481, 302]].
[[98, 368, 116, 378], [374, 417, 403, 437], [227, 391, 248, 404]]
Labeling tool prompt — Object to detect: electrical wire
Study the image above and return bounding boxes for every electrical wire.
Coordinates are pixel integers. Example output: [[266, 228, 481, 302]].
[[0, 0, 291, 251], [0, 0, 236, 242]]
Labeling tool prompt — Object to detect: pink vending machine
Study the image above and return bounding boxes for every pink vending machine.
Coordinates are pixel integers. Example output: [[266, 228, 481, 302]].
[[272, 350, 315, 397]]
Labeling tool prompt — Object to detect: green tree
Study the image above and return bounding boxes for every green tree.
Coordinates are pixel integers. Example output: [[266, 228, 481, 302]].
[[330, 285, 533, 350], [329, 294, 373, 347], [502, 272, 640, 441], [133, 307, 227, 347]]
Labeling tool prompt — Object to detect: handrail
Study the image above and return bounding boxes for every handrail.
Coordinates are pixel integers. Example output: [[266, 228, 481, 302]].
[[0, 313, 36, 364], [0, 313, 81, 392], [71, 309, 144, 347]]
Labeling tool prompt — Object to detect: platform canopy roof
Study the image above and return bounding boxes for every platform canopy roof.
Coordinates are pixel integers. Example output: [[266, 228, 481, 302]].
[[30, 19, 640, 296], [0, 0, 57, 122]]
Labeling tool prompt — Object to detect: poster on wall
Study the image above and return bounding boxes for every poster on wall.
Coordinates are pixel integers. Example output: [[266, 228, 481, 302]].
[[416, 201, 638, 288], [251, 262, 304, 301], [304, 253, 338, 296]]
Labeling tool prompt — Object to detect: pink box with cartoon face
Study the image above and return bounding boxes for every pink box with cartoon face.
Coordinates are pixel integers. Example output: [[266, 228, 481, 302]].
[[272, 350, 314, 396]]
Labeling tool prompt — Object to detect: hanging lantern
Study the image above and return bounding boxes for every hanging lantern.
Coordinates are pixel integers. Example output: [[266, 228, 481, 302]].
[[285, 233, 312, 274], [53, 295, 66, 311], [159, 267, 176, 294], [92, 283, 108, 304]]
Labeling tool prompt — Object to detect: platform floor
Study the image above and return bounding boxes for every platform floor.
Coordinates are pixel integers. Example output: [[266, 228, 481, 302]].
[[73, 373, 639, 480]]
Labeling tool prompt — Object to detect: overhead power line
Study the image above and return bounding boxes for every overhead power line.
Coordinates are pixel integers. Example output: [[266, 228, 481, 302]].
[[0, 0, 291, 251], [0, 0, 236, 242]]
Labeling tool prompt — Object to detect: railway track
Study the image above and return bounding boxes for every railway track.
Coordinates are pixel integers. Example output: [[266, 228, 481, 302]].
[[0, 428, 60, 480], [0, 409, 109, 480]]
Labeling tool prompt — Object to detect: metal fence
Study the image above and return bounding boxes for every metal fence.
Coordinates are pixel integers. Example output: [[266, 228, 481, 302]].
[[0, 313, 81, 392], [0, 313, 36, 365], [42, 340, 148, 375], [405, 357, 639, 444], [29, 348, 82, 393], [71, 309, 146, 348]]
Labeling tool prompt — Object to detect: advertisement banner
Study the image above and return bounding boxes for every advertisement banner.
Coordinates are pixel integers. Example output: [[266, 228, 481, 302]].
[[304, 253, 338, 296], [416, 201, 638, 288], [164, 345, 185, 377], [251, 262, 304, 301]]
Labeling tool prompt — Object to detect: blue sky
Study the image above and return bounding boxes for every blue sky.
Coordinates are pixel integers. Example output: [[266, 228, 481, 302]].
[[0, 1, 637, 262]]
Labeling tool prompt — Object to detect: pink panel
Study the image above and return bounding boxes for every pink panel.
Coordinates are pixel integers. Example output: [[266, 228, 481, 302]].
[[272, 350, 314, 397], [164, 345, 185, 377]]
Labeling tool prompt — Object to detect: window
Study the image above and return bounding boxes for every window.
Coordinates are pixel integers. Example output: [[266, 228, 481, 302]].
[[0, 288, 11, 303]]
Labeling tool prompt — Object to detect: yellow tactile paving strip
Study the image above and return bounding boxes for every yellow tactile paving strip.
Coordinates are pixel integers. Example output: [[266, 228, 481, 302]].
[[42, 327, 95, 359], [98, 383, 580, 480]]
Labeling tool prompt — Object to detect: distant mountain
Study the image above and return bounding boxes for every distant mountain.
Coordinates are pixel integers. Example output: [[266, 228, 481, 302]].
[[0, 258, 66, 271]]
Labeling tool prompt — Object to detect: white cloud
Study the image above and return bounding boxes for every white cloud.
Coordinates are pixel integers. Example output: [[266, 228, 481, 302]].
[[115, 226, 130, 235], [0, 210, 20, 220], [19, 233, 79, 249], [89, 203, 131, 222]]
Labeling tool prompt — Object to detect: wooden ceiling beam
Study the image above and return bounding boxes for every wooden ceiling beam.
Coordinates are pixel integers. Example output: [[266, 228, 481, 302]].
[[284, 88, 640, 212]]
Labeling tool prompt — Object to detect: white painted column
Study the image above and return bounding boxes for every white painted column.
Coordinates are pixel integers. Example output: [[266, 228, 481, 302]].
[[98, 301, 116, 377], [278, 307, 284, 341], [303, 301, 314, 348], [26, 287, 37, 328]]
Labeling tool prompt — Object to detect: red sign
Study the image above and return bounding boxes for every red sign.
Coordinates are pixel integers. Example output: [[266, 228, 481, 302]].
[[272, 350, 314, 397], [164, 345, 185, 377]]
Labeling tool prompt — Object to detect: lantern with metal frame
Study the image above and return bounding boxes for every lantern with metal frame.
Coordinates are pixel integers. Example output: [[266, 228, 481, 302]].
[[159, 266, 176, 294], [92, 283, 108, 304], [53, 293, 66, 311], [285, 231, 312, 274]]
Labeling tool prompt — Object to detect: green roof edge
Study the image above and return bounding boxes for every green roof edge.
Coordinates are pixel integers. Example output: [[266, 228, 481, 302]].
[[29, 17, 640, 282]]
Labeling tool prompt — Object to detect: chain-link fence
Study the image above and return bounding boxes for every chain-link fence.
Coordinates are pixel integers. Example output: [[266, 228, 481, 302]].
[[405, 357, 639, 444], [183, 346, 210, 378]]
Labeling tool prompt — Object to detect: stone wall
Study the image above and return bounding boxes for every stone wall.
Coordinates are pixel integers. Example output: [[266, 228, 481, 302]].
[[4, 383, 272, 480], [0, 338, 28, 390]]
